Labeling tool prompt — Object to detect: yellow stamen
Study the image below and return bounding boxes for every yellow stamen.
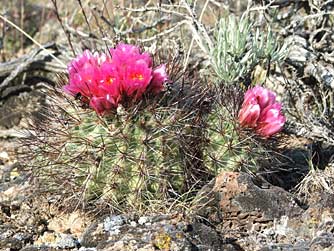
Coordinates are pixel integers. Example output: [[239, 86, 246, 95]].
[[106, 77, 113, 85], [131, 73, 144, 81]]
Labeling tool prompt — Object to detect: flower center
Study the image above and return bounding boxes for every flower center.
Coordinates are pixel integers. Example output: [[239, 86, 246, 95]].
[[106, 76, 114, 85], [131, 73, 144, 81]]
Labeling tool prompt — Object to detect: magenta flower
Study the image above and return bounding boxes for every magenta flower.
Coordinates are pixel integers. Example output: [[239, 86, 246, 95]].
[[238, 86, 286, 137], [243, 85, 276, 109], [63, 43, 169, 115], [256, 103, 286, 137], [64, 50, 100, 98], [150, 65, 169, 94], [238, 99, 260, 128], [123, 62, 152, 98], [90, 96, 116, 114]]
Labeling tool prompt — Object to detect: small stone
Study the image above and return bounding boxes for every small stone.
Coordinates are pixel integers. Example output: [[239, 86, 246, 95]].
[[109, 226, 121, 236], [130, 221, 137, 227], [0, 152, 9, 164], [48, 211, 87, 236], [56, 233, 78, 249], [237, 213, 249, 219], [138, 216, 149, 225], [259, 244, 294, 251], [79, 248, 97, 251], [13, 232, 32, 243], [104, 215, 125, 232], [163, 224, 175, 233], [252, 223, 261, 232], [35, 232, 56, 246]]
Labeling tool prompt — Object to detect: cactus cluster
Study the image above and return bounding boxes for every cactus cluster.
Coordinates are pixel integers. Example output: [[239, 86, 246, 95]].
[[24, 14, 287, 211]]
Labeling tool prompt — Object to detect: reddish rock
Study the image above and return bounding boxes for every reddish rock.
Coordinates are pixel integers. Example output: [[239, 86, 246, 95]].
[[195, 172, 304, 225]]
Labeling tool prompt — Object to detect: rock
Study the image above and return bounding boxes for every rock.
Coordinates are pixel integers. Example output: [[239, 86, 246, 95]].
[[183, 222, 243, 251], [0, 227, 32, 251], [259, 244, 299, 251], [80, 221, 108, 247], [0, 151, 9, 165], [78, 248, 97, 251], [48, 211, 88, 237], [195, 172, 304, 235], [56, 233, 78, 249], [138, 216, 150, 225], [34, 232, 78, 249], [192, 171, 334, 250], [21, 247, 59, 251], [0, 182, 29, 204], [35, 232, 56, 246], [21, 247, 74, 251], [103, 215, 125, 231], [310, 233, 334, 251], [80, 213, 240, 250]]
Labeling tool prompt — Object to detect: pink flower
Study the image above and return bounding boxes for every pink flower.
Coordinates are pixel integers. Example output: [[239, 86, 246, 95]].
[[149, 64, 168, 94], [238, 86, 285, 137], [64, 50, 101, 98], [99, 62, 121, 103], [243, 85, 276, 109], [63, 43, 169, 115], [110, 43, 152, 68], [238, 99, 260, 128], [123, 62, 152, 98], [256, 103, 286, 137], [90, 96, 116, 114]]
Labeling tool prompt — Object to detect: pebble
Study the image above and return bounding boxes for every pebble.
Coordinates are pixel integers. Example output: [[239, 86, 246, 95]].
[[138, 216, 149, 225], [56, 233, 78, 249], [79, 248, 97, 251], [103, 215, 125, 232], [0, 151, 9, 164]]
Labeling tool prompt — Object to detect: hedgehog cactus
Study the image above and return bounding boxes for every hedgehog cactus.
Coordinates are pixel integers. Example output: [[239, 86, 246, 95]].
[[63, 44, 183, 207], [204, 91, 251, 173], [25, 44, 210, 210], [204, 85, 286, 173], [59, 105, 183, 207]]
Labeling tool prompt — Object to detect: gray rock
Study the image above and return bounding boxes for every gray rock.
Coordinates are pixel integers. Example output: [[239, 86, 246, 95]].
[[310, 233, 334, 251], [0, 227, 30, 251], [259, 244, 295, 251], [56, 233, 78, 249], [20, 247, 58, 251], [78, 248, 97, 251], [80, 222, 108, 247], [194, 172, 304, 234], [138, 216, 150, 225], [103, 215, 125, 232]]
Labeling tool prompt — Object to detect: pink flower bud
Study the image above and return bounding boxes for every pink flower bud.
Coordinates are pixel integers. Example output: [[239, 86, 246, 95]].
[[89, 96, 116, 115], [238, 100, 261, 128], [243, 85, 276, 109], [256, 103, 286, 137], [238, 86, 286, 137], [150, 64, 168, 94]]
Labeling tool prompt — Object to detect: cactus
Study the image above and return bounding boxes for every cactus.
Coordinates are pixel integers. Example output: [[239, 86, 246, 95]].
[[203, 86, 269, 174], [24, 75, 211, 211], [203, 13, 287, 174]]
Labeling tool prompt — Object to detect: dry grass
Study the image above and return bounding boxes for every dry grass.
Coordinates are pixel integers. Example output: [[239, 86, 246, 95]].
[[296, 164, 334, 200]]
